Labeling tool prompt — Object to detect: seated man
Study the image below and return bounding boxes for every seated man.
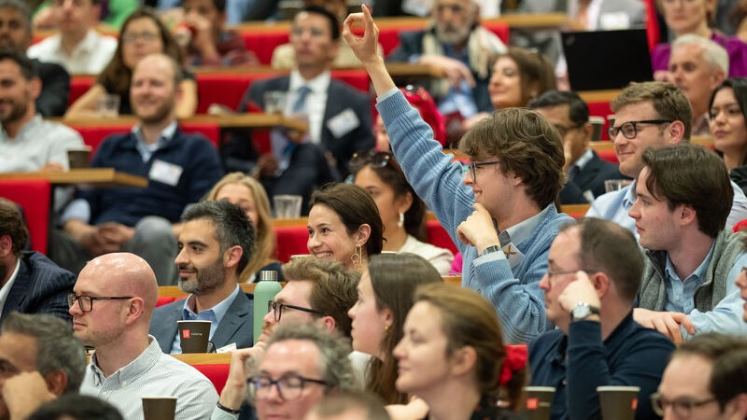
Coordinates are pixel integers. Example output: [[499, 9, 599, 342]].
[[0, 0, 69, 116], [54, 54, 223, 282], [26, 0, 117, 74], [655, 333, 747, 419], [343, 6, 573, 343], [528, 90, 623, 199], [632, 144, 747, 341], [73, 252, 218, 419], [530, 217, 674, 420], [588, 81, 747, 232], [0, 51, 83, 173], [150, 200, 256, 353], [0, 312, 86, 420], [0, 198, 75, 322], [211, 322, 358, 420]]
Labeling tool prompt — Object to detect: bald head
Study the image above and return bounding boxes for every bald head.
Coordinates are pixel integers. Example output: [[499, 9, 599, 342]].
[[80, 253, 158, 313], [132, 53, 183, 87]]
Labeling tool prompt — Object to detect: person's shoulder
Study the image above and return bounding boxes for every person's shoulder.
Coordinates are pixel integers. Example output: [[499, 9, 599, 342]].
[[39, 119, 83, 140], [27, 35, 57, 56], [152, 298, 184, 317], [23, 251, 75, 281], [529, 329, 564, 360]]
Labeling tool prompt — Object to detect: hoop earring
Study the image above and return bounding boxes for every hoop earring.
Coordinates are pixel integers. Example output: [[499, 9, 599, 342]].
[[397, 212, 404, 228], [351, 245, 362, 266]]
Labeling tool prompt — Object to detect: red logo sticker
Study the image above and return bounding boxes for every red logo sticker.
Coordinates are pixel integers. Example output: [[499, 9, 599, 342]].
[[631, 398, 638, 410], [182, 330, 191, 339], [526, 398, 539, 410]]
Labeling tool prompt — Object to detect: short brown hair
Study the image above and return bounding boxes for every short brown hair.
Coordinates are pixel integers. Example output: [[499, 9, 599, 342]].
[[282, 257, 360, 338], [641, 144, 732, 238], [494, 48, 557, 106], [0, 198, 28, 256], [460, 107, 565, 208], [611, 81, 693, 140]]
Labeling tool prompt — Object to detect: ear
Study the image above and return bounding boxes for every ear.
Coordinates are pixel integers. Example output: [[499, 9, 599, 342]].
[[725, 393, 747, 418], [318, 315, 337, 333], [0, 234, 13, 258], [44, 370, 68, 397], [580, 122, 594, 142], [223, 245, 243, 270], [677, 204, 697, 227], [449, 345, 477, 377], [396, 191, 414, 214], [666, 120, 686, 144], [591, 271, 610, 300], [125, 297, 146, 325], [355, 224, 371, 247], [381, 307, 394, 331], [29, 77, 42, 101]]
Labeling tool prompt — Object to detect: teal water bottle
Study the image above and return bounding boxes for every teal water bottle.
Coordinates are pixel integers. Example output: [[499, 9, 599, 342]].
[[253, 271, 281, 343]]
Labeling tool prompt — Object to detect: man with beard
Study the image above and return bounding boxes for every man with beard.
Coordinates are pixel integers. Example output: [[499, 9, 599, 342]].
[[150, 200, 256, 353], [0, 50, 83, 173], [387, 0, 506, 118], [72, 252, 218, 419], [54, 54, 223, 284], [0, 0, 69, 116]]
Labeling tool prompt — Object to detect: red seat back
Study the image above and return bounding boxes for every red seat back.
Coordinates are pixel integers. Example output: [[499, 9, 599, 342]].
[[192, 363, 230, 393], [0, 179, 51, 254]]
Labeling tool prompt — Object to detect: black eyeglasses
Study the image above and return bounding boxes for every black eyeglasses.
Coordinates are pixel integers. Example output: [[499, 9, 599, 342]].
[[462, 159, 501, 181], [268, 301, 323, 323], [650, 392, 717, 417], [350, 151, 392, 173], [67, 293, 133, 313], [608, 120, 673, 139], [248, 374, 328, 401]]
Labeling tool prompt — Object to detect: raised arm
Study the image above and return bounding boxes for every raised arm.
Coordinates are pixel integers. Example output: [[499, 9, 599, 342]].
[[342, 6, 396, 96]]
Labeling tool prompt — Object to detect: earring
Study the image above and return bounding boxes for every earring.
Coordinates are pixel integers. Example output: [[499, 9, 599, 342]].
[[350, 245, 362, 266], [397, 212, 404, 228]]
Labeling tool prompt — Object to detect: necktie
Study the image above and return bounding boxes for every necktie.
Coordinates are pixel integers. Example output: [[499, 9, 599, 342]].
[[291, 85, 312, 114], [569, 165, 581, 183]]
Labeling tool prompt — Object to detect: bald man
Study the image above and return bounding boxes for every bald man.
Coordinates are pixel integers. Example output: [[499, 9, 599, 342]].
[[71, 253, 218, 420]]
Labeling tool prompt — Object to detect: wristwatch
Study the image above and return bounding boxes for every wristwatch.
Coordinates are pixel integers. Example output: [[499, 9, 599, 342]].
[[480, 245, 502, 257], [570, 302, 600, 322]]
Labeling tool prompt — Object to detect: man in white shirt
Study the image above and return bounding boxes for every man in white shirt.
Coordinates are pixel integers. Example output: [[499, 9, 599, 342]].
[[72, 252, 218, 420], [27, 0, 116, 75]]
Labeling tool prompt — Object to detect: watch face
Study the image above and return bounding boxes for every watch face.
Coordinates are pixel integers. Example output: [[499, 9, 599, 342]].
[[572, 304, 591, 320]]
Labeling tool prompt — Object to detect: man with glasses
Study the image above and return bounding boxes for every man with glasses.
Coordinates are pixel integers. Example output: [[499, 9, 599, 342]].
[[587, 81, 747, 232], [529, 90, 623, 200], [150, 200, 256, 353], [212, 322, 357, 420], [72, 252, 218, 419], [654, 333, 747, 420], [530, 217, 674, 420]]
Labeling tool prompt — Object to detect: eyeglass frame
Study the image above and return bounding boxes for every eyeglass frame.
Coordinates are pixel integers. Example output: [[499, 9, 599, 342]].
[[650, 392, 718, 417], [607, 119, 673, 140], [67, 293, 134, 313], [350, 150, 393, 172], [463, 159, 501, 182], [545, 266, 598, 286], [247, 374, 329, 401], [268, 301, 324, 323], [121, 31, 160, 44]]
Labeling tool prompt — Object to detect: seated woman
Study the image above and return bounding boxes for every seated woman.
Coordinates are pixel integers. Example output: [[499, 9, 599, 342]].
[[205, 172, 282, 282], [395, 283, 525, 419], [352, 151, 454, 274], [709, 78, 747, 193], [347, 252, 442, 405], [307, 183, 383, 271], [66, 8, 198, 118]]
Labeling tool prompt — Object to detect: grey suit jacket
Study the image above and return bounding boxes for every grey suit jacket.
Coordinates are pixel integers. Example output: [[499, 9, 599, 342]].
[[149, 291, 254, 353]]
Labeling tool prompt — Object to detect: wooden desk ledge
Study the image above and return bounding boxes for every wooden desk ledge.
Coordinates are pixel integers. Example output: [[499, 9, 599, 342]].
[[173, 353, 232, 365], [0, 168, 147, 188]]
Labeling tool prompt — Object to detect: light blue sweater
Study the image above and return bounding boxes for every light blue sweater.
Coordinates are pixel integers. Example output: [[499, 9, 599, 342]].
[[377, 91, 573, 343]]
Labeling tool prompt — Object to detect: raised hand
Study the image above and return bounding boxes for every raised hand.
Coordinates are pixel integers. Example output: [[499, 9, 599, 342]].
[[342, 5, 382, 66]]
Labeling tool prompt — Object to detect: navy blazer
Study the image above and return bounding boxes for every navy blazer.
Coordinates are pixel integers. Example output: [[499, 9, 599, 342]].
[[2, 252, 76, 322], [570, 150, 624, 198], [149, 291, 254, 353], [240, 76, 374, 179]]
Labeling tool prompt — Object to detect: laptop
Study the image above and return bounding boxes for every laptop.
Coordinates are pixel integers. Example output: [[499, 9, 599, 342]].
[[561, 29, 653, 91]]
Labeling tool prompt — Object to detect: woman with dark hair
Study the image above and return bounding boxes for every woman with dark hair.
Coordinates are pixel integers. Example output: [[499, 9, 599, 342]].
[[395, 283, 525, 419], [347, 253, 442, 405], [709, 77, 747, 193], [66, 8, 198, 118], [307, 183, 384, 270], [352, 151, 453, 274]]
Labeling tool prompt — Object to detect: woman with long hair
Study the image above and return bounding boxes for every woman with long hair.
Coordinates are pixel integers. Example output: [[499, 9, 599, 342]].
[[709, 78, 747, 193]]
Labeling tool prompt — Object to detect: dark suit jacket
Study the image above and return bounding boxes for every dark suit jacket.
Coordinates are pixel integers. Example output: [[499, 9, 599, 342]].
[[239, 76, 374, 179], [32, 59, 70, 117], [570, 150, 624, 198], [1, 252, 76, 322], [149, 291, 254, 353]]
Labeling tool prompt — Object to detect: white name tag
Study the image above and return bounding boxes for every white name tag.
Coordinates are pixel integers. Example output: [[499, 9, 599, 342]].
[[327, 108, 360, 138], [149, 159, 183, 186], [217, 343, 237, 353]]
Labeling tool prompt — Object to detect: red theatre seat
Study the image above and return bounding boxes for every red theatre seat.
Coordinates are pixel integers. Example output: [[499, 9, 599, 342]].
[[0, 179, 51, 254], [192, 364, 230, 393], [426, 219, 457, 254], [69, 75, 96, 106]]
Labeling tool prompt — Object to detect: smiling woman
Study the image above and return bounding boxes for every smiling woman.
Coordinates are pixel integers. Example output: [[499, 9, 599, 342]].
[[708, 78, 747, 194]]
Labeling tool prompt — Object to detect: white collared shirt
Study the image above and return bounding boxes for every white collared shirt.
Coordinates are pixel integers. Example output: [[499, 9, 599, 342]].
[[27, 30, 117, 75], [286, 70, 330, 144], [0, 259, 21, 317]]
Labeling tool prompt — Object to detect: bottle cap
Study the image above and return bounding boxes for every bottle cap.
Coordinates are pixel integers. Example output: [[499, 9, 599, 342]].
[[259, 271, 278, 282]]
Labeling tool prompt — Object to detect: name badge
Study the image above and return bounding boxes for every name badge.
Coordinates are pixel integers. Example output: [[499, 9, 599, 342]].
[[217, 343, 237, 353], [327, 108, 360, 138], [149, 159, 183, 186]]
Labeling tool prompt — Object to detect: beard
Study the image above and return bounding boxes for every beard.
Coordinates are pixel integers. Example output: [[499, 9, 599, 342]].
[[133, 97, 174, 125], [178, 259, 226, 296], [0, 98, 28, 125], [434, 22, 471, 45]]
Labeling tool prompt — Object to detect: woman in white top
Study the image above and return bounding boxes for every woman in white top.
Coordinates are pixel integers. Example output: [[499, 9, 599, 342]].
[[352, 150, 454, 274]]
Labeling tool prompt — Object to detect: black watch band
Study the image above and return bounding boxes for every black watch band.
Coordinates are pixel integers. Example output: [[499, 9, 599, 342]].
[[216, 401, 241, 415], [480, 245, 502, 257]]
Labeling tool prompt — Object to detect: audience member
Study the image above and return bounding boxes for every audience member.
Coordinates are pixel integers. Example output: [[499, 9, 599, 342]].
[[530, 217, 674, 420], [653, 333, 747, 419], [205, 172, 282, 282], [66, 8, 197, 118], [348, 253, 442, 405], [0, 312, 86, 420], [150, 200, 256, 353], [588, 81, 747, 232], [0, 198, 75, 322], [236, 6, 373, 207], [387, 0, 506, 119], [0, 51, 83, 173], [28, 395, 123, 420], [305, 391, 390, 420], [307, 183, 383, 271], [54, 53, 223, 283], [395, 283, 525, 418], [344, 6, 573, 343], [211, 322, 358, 420], [669, 35, 728, 135], [632, 145, 747, 341], [709, 78, 747, 193], [72, 253, 218, 419], [351, 151, 454, 274], [0, 0, 69, 117], [529, 90, 623, 199], [27, 0, 117, 74]]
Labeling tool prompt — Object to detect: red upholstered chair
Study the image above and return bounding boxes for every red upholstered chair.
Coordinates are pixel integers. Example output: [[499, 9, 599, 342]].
[[733, 219, 747, 233], [174, 354, 232, 393], [69, 75, 96, 106], [596, 149, 618, 164], [274, 225, 310, 263], [0, 179, 51, 254], [426, 219, 457, 254], [156, 296, 178, 307]]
